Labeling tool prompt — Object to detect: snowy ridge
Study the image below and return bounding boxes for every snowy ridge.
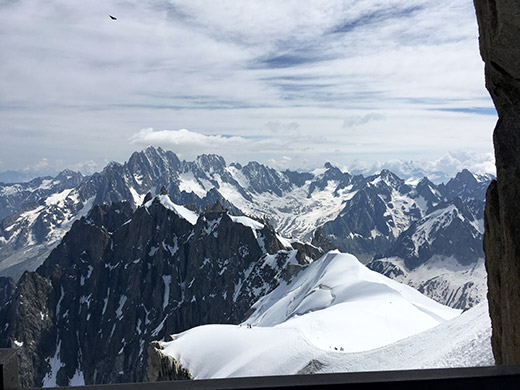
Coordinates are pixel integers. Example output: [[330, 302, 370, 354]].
[[408, 204, 480, 255], [246, 251, 459, 351], [368, 256, 487, 309], [0, 191, 95, 279], [229, 216, 264, 231], [158, 252, 491, 380], [145, 194, 198, 225], [0, 147, 492, 285]]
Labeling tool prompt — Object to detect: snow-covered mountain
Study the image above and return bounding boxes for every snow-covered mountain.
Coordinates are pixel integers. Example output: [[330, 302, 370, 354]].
[[366, 186, 488, 309], [367, 256, 487, 310], [0, 147, 492, 292], [0, 147, 494, 386], [0, 170, 84, 219], [149, 252, 492, 380], [0, 191, 322, 387]]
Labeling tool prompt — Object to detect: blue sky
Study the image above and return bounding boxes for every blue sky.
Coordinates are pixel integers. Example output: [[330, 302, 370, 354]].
[[0, 0, 497, 177]]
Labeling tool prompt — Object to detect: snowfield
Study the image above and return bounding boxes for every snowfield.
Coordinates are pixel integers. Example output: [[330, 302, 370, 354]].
[[369, 255, 488, 309], [159, 252, 492, 379]]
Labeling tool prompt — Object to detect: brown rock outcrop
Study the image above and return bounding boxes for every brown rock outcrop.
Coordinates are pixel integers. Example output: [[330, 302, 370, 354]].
[[145, 341, 192, 382], [474, 0, 520, 364]]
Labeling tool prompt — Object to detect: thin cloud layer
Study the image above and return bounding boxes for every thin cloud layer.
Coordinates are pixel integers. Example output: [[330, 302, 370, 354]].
[[345, 151, 496, 183], [130, 128, 290, 159], [343, 114, 385, 128], [0, 0, 495, 174]]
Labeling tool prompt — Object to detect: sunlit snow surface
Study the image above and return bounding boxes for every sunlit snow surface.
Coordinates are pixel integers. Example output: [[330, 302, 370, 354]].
[[145, 194, 198, 225], [160, 252, 491, 379]]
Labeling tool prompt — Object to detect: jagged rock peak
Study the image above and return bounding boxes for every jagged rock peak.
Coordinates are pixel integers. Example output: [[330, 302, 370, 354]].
[[378, 169, 403, 183], [203, 202, 225, 213], [55, 169, 83, 179], [144, 145, 166, 155], [323, 162, 344, 176], [102, 161, 123, 172], [417, 176, 435, 186], [195, 154, 226, 172], [475, 0, 520, 365], [160, 186, 168, 195], [324, 162, 335, 169], [143, 192, 153, 205], [454, 169, 478, 184]]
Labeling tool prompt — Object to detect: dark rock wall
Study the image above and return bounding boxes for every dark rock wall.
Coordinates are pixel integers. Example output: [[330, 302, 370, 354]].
[[1, 196, 323, 387], [475, 0, 520, 364]]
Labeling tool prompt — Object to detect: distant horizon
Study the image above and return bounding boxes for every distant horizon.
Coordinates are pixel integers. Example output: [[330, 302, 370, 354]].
[[0, 145, 495, 185]]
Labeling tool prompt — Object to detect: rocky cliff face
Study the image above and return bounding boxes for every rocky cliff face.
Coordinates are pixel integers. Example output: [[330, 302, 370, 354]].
[[475, 0, 520, 365], [0, 145, 493, 284], [322, 168, 488, 266], [0, 193, 321, 387], [145, 341, 192, 382]]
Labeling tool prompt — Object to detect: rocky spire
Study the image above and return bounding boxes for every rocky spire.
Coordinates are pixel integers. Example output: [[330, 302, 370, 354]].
[[142, 192, 153, 205], [475, 0, 520, 364]]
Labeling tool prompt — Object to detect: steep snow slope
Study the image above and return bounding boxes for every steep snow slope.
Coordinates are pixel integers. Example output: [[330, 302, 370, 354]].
[[368, 256, 487, 309], [0, 191, 95, 279], [159, 301, 491, 379], [158, 252, 482, 379], [246, 252, 458, 352]]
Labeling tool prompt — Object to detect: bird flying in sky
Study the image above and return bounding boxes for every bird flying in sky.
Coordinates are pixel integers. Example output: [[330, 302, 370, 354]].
[[109, 15, 117, 20]]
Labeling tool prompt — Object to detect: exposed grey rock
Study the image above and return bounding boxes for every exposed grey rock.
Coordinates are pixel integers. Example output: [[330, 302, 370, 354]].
[[0, 271, 56, 388], [307, 162, 352, 197], [0, 276, 15, 308], [391, 197, 484, 270], [145, 341, 192, 382], [320, 175, 409, 263], [0, 196, 322, 387], [321, 167, 490, 267], [296, 359, 324, 375], [240, 161, 291, 197], [0, 170, 83, 220], [0, 144, 494, 283], [441, 169, 492, 201], [475, 0, 520, 365], [415, 177, 443, 208]]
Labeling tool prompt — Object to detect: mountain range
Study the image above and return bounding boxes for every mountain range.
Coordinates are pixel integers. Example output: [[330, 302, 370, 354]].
[[0, 146, 493, 386], [0, 191, 322, 387], [149, 252, 492, 380], [0, 147, 491, 310]]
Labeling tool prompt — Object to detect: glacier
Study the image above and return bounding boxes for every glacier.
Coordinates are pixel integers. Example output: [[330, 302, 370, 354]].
[[155, 251, 492, 379]]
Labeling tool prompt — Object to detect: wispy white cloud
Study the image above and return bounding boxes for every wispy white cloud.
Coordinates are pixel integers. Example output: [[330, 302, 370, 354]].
[[69, 160, 102, 175], [29, 158, 50, 171], [267, 156, 292, 170], [343, 114, 385, 128], [0, 0, 495, 174], [345, 151, 495, 183], [129, 128, 292, 160], [130, 128, 247, 149], [263, 121, 300, 133]]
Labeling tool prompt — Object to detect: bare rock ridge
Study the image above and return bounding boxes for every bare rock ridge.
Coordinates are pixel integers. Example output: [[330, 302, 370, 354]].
[[145, 341, 192, 381], [474, 0, 520, 364], [0, 192, 322, 387]]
